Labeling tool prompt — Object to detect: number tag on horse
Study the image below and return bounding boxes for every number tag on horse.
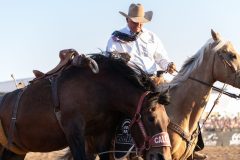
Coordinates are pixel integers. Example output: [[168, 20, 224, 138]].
[[114, 118, 134, 159]]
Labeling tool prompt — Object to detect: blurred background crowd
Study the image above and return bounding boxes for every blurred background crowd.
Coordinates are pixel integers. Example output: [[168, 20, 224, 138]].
[[201, 113, 240, 132]]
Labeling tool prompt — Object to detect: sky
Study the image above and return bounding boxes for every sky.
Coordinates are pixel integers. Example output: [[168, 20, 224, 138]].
[[1, 0, 240, 114], [1, 0, 240, 82]]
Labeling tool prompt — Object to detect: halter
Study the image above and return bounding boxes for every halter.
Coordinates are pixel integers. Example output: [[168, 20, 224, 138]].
[[129, 91, 171, 154]]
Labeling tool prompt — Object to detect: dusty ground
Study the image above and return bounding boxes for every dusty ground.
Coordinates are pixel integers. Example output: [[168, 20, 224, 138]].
[[25, 148, 69, 160], [24, 146, 240, 160], [201, 146, 240, 160]]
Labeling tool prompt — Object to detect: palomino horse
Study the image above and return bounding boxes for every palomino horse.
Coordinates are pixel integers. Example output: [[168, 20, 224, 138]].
[[0, 54, 172, 160], [157, 30, 240, 160]]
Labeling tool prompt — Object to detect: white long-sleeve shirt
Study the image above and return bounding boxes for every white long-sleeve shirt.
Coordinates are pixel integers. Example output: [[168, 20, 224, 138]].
[[106, 26, 171, 74]]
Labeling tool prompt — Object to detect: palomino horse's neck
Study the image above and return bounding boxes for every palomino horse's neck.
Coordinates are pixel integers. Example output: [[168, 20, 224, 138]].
[[164, 41, 221, 159], [164, 31, 240, 159], [168, 46, 217, 134]]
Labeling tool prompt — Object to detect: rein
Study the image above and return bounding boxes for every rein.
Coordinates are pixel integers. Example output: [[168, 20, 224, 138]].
[[174, 69, 240, 99], [200, 83, 227, 130], [190, 75, 239, 99]]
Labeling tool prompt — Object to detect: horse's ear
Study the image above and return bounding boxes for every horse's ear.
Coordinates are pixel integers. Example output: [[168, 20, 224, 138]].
[[158, 92, 170, 105], [211, 29, 221, 41]]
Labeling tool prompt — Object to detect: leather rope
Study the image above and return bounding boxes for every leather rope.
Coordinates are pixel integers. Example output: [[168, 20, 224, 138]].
[[7, 88, 28, 152]]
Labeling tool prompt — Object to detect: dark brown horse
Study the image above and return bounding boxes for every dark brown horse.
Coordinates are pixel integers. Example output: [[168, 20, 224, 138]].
[[0, 54, 172, 160]]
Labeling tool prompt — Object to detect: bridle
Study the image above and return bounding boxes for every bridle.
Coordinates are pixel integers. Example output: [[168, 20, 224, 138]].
[[175, 40, 240, 99], [129, 91, 171, 154]]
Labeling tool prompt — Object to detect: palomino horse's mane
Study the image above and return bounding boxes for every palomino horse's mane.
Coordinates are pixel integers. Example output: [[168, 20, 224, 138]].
[[165, 38, 228, 88], [90, 54, 156, 91]]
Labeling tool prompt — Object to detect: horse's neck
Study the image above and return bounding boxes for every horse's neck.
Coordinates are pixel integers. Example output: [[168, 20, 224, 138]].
[[168, 53, 215, 134], [111, 84, 144, 117]]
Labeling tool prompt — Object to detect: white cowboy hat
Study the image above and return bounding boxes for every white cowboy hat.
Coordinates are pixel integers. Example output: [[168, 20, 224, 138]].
[[119, 3, 153, 23]]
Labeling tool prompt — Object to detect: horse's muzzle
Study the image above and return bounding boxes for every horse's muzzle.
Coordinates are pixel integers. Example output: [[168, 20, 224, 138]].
[[147, 153, 172, 160], [146, 147, 172, 160]]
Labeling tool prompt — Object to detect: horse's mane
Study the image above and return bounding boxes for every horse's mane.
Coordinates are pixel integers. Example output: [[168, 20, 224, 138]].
[[90, 54, 155, 91], [92, 54, 171, 104], [158, 37, 229, 91], [166, 39, 214, 88]]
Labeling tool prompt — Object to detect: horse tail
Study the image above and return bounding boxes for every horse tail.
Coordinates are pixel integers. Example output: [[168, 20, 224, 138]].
[[60, 147, 73, 160]]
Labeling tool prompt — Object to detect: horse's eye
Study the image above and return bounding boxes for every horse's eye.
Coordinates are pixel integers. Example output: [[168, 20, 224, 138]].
[[148, 116, 155, 122], [221, 49, 227, 53], [229, 53, 237, 59], [150, 106, 156, 112]]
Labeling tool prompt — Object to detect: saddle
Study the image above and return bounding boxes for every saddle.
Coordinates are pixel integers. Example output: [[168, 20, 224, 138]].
[[32, 49, 79, 81]]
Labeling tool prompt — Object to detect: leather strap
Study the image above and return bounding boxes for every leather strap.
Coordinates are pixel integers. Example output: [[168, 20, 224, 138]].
[[168, 121, 191, 142], [49, 76, 60, 109], [168, 121, 199, 160], [8, 89, 24, 145], [49, 76, 64, 131], [7, 88, 28, 152]]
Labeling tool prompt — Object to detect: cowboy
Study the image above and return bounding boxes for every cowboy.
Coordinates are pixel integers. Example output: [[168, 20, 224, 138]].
[[106, 3, 176, 159], [106, 3, 207, 160], [106, 3, 176, 86]]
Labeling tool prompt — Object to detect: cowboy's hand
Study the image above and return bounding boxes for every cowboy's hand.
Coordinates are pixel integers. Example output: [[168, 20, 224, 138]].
[[167, 62, 176, 74], [111, 51, 131, 62], [120, 52, 131, 62], [150, 75, 166, 86]]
